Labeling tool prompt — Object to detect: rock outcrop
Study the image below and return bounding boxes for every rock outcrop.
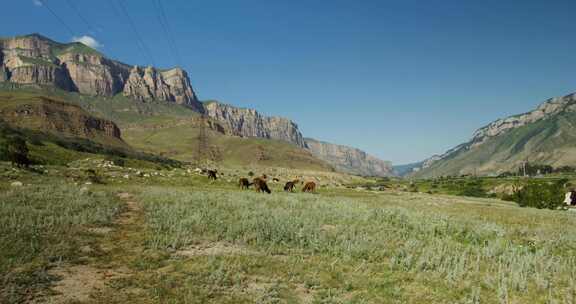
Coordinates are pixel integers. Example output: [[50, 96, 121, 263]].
[[304, 138, 394, 177], [57, 51, 129, 96], [0, 34, 202, 110], [0, 96, 123, 145], [123, 66, 202, 111], [204, 101, 393, 176], [204, 101, 306, 147]]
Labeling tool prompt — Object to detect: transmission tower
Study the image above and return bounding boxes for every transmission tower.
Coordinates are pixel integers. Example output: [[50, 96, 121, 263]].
[[195, 114, 210, 167]]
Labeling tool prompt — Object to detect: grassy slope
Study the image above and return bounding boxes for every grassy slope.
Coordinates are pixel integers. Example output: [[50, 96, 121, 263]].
[[414, 112, 576, 178], [0, 85, 333, 171], [124, 123, 332, 171], [0, 86, 331, 174], [2, 164, 576, 303], [0, 92, 131, 149]]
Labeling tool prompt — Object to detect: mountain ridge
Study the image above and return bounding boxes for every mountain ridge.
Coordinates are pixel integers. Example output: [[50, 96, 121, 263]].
[[411, 91, 576, 178], [0, 33, 393, 176], [0, 33, 203, 111]]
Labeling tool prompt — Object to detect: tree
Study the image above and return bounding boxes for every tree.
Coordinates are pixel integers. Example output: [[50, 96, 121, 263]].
[[3, 136, 31, 168]]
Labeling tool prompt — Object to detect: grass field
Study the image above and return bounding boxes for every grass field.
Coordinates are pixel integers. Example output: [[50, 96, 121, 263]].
[[2, 162, 576, 303]]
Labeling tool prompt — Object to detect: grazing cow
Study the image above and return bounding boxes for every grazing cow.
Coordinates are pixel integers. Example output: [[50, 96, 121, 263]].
[[253, 177, 271, 193], [284, 179, 299, 192], [239, 177, 251, 189], [302, 181, 316, 193], [272, 177, 280, 183], [207, 169, 218, 180], [564, 190, 576, 206]]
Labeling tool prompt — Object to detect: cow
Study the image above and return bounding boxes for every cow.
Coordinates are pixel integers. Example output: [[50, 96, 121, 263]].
[[253, 177, 271, 194], [239, 177, 251, 189], [284, 179, 299, 192], [302, 181, 316, 193], [207, 169, 218, 180]]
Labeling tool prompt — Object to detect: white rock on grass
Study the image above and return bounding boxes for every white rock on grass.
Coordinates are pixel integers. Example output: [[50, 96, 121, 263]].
[[10, 181, 23, 187]]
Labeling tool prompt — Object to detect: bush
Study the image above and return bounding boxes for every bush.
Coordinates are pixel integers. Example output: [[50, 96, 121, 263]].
[[457, 179, 487, 198], [506, 180, 566, 209], [0, 136, 31, 168], [105, 155, 125, 167]]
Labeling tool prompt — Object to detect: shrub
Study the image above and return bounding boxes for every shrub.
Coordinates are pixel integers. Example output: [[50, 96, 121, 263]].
[[454, 179, 488, 198], [0, 136, 31, 168], [506, 179, 567, 209], [105, 155, 125, 167]]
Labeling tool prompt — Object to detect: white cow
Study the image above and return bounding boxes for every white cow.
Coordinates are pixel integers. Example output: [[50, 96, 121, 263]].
[[564, 192, 572, 205]]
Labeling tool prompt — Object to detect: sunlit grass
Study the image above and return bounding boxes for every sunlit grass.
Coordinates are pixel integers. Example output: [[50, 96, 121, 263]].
[[0, 183, 120, 302], [139, 187, 576, 303]]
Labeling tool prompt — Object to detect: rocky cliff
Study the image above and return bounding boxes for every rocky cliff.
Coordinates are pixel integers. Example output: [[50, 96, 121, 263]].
[[123, 66, 202, 111], [411, 91, 576, 177], [304, 138, 394, 177], [204, 101, 393, 176], [0, 34, 202, 110], [204, 101, 307, 147], [0, 95, 124, 146]]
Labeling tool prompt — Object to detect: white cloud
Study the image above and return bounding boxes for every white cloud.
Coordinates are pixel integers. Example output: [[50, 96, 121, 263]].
[[71, 35, 103, 49], [33, 0, 43, 6]]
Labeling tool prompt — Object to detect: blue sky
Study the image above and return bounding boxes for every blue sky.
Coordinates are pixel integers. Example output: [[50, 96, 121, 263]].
[[3, 0, 576, 164]]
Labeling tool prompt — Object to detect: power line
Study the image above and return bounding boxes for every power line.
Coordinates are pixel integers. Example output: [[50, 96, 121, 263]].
[[151, 0, 175, 66], [65, 0, 98, 34], [155, 0, 183, 66], [39, 0, 75, 36], [106, 0, 123, 20], [115, 0, 156, 66]]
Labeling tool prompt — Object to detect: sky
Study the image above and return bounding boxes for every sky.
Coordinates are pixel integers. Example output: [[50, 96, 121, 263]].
[[2, 0, 576, 164]]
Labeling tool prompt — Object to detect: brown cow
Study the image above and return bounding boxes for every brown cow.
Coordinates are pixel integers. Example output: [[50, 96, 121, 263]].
[[239, 177, 251, 189], [284, 179, 299, 192], [302, 181, 316, 193], [253, 177, 271, 193]]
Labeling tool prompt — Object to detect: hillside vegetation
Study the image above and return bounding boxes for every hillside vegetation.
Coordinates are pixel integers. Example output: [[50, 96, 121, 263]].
[[414, 102, 576, 178], [0, 85, 333, 172]]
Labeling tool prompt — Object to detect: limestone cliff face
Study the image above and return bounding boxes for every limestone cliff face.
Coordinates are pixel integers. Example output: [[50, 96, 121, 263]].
[[0, 34, 201, 110], [304, 138, 394, 177], [204, 101, 306, 147], [56, 51, 129, 96], [122, 66, 202, 111], [0, 97, 123, 145], [204, 101, 393, 176], [0, 34, 75, 90]]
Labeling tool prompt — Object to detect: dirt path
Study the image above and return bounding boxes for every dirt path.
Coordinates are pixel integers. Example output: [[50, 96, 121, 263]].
[[44, 192, 146, 303]]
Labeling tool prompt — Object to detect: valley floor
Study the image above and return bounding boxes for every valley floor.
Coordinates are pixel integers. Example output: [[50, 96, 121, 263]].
[[1, 163, 576, 303]]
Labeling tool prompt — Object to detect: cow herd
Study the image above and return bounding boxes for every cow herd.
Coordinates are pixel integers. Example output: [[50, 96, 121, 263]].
[[240, 174, 316, 194], [201, 169, 317, 194]]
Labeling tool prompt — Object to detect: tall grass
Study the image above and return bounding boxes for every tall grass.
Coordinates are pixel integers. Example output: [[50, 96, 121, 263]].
[[140, 188, 576, 303], [0, 184, 120, 303]]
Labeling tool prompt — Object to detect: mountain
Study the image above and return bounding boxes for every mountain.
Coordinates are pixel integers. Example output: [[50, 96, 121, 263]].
[[0, 33, 393, 175], [393, 162, 423, 177], [204, 101, 306, 148], [0, 34, 203, 111], [412, 92, 576, 178], [304, 138, 394, 177], [204, 102, 394, 176]]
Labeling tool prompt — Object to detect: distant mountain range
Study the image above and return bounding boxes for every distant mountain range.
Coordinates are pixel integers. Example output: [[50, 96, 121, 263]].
[[407, 92, 576, 178], [0, 33, 393, 176]]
